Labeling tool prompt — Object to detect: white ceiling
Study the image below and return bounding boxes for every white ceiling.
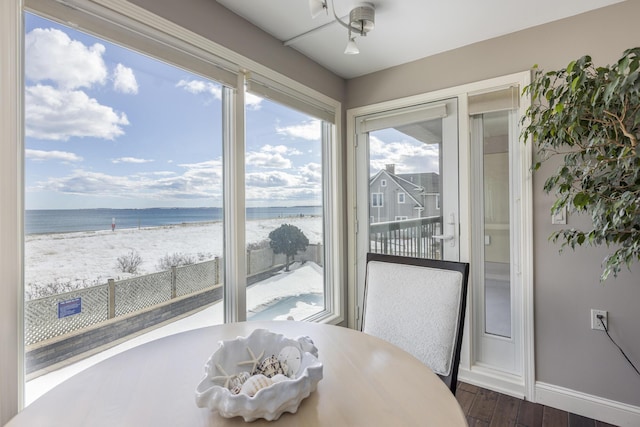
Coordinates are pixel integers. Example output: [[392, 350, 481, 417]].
[[216, 0, 624, 79]]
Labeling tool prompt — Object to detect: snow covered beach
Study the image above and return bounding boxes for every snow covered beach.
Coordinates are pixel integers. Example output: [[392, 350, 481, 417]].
[[25, 216, 323, 298], [24, 216, 326, 403]]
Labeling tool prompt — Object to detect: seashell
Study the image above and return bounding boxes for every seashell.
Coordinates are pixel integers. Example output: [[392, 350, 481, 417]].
[[270, 374, 289, 384], [237, 371, 251, 383], [230, 384, 242, 395], [239, 374, 273, 397], [256, 355, 288, 378], [228, 371, 251, 390], [277, 346, 302, 378]]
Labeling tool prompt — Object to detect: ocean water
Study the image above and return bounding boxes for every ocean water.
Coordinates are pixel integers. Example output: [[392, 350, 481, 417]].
[[25, 206, 322, 235]]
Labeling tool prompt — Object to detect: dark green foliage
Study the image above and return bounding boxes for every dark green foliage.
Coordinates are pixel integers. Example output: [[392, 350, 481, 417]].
[[268, 224, 309, 272], [521, 48, 640, 280]]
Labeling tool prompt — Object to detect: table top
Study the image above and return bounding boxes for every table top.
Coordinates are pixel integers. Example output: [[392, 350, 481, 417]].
[[9, 321, 467, 426]]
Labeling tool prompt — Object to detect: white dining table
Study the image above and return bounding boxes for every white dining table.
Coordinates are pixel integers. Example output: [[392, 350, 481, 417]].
[[8, 321, 468, 426]]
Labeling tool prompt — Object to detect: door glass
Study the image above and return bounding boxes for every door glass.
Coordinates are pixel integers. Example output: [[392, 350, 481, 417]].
[[368, 122, 443, 260], [480, 111, 511, 338], [355, 98, 458, 328]]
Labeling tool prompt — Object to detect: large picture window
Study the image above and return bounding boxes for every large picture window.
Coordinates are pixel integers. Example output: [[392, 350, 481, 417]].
[[23, 11, 226, 402], [22, 2, 340, 405], [244, 95, 325, 321]]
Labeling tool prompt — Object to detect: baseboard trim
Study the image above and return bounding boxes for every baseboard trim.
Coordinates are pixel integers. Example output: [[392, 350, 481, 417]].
[[458, 366, 525, 399], [535, 382, 640, 427]]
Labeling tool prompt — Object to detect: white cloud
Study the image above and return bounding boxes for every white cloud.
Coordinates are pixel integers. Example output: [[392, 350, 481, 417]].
[[150, 171, 176, 176], [177, 79, 263, 110], [112, 157, 153, 164], [369, 135, 440, 174], [261, 144, 302, 155], [25, 84, 130, 141], [299, 162, 322, 184], [276, 119, 321, 141], [245, 170, 321, 203], [32, 160, 224, 201], [113, 64, 138, 94], [25, 28, 107, 90], [246, 151, 291, 169], [245, 92, 263, 110], [176, 79, 221, 99], [246, 171, 300, 188], [25, 149, 83, 163], [245, 144, 306, 169], [29, 156, 322, 205]]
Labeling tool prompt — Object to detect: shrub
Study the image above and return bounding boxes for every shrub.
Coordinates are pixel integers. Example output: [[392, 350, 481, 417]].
[[247, 239, 270, 251], [116, 250, 143, 274], [157, 252, 196, 270]]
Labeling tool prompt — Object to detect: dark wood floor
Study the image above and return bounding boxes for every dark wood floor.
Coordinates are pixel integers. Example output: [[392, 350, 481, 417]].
[[456, 382, 618, 427]]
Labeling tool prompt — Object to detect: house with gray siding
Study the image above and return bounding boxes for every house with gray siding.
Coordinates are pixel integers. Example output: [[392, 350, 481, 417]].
[[369, 164, 440, 223]]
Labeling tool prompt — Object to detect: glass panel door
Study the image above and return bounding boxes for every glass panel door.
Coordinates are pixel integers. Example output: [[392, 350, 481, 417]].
[[355, 98, 459, 326], [471, 110, 522, 374]]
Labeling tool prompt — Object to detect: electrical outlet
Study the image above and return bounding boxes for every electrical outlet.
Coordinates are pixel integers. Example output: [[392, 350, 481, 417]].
[[591, 309, 608, 330]]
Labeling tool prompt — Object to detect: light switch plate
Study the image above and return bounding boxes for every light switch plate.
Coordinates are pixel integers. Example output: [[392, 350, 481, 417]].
[[552, 206, 567, 225]]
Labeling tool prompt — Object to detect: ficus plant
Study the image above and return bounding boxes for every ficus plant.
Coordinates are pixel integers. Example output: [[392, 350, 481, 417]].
[[521, 47, 640, 280]]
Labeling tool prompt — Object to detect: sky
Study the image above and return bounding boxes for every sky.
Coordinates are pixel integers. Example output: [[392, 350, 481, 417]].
[[24, 12, 439, 211]]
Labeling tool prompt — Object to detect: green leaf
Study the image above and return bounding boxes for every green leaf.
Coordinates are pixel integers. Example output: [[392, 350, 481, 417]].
[[571, 75, 580, 92], [522, 48, 640, 280], [573, 192, 590, 209]]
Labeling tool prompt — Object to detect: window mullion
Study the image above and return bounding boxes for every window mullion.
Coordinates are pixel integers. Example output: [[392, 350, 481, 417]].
[[222, 81, 246, 323]]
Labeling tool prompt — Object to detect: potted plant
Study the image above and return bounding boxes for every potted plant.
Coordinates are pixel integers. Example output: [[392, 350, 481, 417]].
[[521, 48, 640, 280]]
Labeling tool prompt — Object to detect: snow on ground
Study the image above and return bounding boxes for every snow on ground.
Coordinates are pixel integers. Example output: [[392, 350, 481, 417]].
[[26, 260, 324, 405], [25, 216, 322, 297], [24, 216, 325, 403]]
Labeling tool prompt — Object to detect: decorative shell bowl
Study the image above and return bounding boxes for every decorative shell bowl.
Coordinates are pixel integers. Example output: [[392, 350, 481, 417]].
[[195, 328, 323, 422]]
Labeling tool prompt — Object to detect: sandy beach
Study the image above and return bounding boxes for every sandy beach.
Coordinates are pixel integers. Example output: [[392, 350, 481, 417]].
[[25, 216, 323, 299]]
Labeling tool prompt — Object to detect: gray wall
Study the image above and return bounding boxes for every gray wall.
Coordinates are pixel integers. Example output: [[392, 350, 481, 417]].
[[347, 0, 640, 406]]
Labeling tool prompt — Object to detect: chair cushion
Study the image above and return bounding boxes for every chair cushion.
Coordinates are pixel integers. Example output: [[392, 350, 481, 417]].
[[363, 261, 463, 376]]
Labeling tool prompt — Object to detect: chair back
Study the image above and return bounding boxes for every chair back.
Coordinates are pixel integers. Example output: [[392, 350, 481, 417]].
[[362, 253, 469, 394]]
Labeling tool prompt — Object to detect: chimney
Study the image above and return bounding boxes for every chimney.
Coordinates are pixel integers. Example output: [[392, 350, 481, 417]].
[[385, 164, 395, 175]]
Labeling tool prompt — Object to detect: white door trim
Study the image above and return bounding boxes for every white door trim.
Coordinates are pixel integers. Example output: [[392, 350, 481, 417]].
[[346, 70, 534, 400]]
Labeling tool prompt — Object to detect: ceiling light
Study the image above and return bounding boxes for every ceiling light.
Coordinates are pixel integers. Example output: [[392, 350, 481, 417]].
[[344, 36, 359, 55], [346, 4, 375, 36], [306, 1, 375, 55], [308, 0, 327, 19]]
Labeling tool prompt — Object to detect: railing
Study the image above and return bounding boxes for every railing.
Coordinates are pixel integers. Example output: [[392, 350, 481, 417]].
[[369, 216, 443, 259], [25, 258, 221, 345]]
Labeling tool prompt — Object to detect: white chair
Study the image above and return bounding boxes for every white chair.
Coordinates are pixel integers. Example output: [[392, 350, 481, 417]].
[[361, 252, 469, 395]]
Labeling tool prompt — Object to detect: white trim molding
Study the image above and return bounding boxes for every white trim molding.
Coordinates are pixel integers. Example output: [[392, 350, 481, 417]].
[[346, 71, 535, 400], [458, 366, 525, 400], [536, 381, 640, 427], [0, 0, 24, 422]]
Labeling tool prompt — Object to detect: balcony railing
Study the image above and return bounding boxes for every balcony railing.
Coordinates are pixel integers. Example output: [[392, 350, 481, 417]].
[[369, 216, 442, 259]]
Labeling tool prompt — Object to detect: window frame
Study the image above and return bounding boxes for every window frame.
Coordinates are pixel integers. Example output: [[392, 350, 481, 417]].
[[22, 0, 344, 327], [371, 192, 383, 207], [6, 0, 346, 418], [397, 192, 406, 204]]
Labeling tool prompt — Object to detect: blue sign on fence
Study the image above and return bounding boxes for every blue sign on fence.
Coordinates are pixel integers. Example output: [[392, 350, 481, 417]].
[[58, 297, 82, 319]]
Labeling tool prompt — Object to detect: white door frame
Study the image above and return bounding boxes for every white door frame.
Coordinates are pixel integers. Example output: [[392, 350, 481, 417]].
[[352, 97, 460, 330], [346, 71, 534, 400]]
